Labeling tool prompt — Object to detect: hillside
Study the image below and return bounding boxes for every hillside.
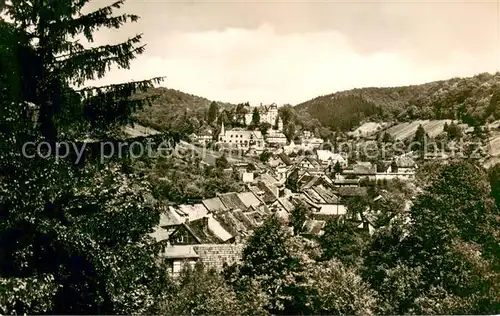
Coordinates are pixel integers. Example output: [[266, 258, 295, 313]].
[[133, 87, 235, 132], [295, 72, 500, 131]]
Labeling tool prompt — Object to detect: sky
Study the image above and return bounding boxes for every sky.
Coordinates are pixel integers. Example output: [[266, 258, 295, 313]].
[[87, 0, 500, 105]]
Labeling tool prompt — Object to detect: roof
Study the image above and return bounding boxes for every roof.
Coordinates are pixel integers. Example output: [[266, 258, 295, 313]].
[[219, 192, 248, 211], [352, 162, 377, 175], [161, 208, 184, 227], [316, 150, 346, 163], [336, 186, 369, 197], [175, 203, 208, 221], [318, 204, 347, 216], [333, 178, 360, 185], [278, 153, 293, 166], [163, 245, 199, 259], [214, 211, 255, 239], [396, 155, 416, 168], [207, 215, 234, 242], [202, 197, 228, 213], [237, 192, 262, 208], [149, 226, 171, 242], [276, 197, 294, 213], [180, 217, 226, 244], [255, 181, 278, 203], [303, 156, 321, 168], [304, 188, 326, 204], [312, 185, 341, 204], [302, 219, 326, 236], [303, 175, 321, 190]]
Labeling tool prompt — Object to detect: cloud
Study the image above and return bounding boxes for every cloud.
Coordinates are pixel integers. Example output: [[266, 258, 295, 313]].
[[88, 22, 499, 105]]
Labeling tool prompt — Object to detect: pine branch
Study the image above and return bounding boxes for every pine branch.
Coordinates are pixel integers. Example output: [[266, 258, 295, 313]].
[[54, 0, 138, 43], [78, 77, 164, 128], [78, 77, 164, 96], [57, 34, 145, 86]]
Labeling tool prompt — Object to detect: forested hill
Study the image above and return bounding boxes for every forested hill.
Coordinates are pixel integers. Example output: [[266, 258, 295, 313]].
[[295, 72, 500, 131], [134, 87, 235, 132]]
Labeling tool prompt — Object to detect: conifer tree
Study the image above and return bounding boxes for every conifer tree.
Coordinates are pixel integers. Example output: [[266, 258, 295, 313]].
[[0, 1, 171, 314], [2, 0, 162, 142]]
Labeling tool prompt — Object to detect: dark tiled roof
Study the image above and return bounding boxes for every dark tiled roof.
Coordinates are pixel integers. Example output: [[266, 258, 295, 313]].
[[278, 153, 293, 166], [312, 185, 341, 204], [251, 182, 278, 204], [219, 192, 248, 211], [336, 186, 369, 197], [170, 218, 223, 244]]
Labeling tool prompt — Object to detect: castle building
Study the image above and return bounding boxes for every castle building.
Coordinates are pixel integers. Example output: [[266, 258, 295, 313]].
[[244, 103, 280, 130]]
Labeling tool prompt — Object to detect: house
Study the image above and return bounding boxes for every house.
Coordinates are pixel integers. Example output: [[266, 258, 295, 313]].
[[217, 122, 264, 151], [266, 129, 288, 146], [296, 156, 322, 171], [196, 129, 213, 145], [270, 196, 295, 220], [391, 155, 417, 174], [169, 216, 235, 245], [162, 245, 199, 277], [348, 162, 377, 180], [302, 184, 348, 218], [375, 158, 417, 180], [316, 150, 347, 167], [300, 131, 324, 150]]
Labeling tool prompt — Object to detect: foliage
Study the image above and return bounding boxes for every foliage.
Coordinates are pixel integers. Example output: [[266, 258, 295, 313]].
[[446, 121, 463, 140], [290, 202, 310, 235], [259, 151, 272, 163], [133, 88, 234, 134], [229, 214, 311, 313], [300, 260, 378, 315], [296, 72, 500, 131], [285, 169, 299, 193], [146, 155, 243, 204], [364, 161, 500, 314], [259, 122, 271, 137], [251, 107, 260, 127], [215, 154, 230, 169], [159, 262, 244, 315], [319, 219, 367, 266], [0, 1, 173, 313], [207, 101, 219, 125]]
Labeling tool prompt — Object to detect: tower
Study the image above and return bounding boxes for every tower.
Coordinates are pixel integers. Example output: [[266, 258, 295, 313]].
[[278, 117, 284, 132], [221, 120, 225, 136]]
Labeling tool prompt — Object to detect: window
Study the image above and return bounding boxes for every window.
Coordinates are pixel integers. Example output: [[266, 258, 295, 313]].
[[230, 134, 233, 138]]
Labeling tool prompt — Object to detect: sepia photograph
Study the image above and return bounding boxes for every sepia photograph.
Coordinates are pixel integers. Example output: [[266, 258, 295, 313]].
[[1, 0, 500, 314]]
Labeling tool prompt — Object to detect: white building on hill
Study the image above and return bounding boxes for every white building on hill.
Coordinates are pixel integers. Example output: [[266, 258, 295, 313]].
[[218, 122, 264, 151], [245, 103, 281, 130]]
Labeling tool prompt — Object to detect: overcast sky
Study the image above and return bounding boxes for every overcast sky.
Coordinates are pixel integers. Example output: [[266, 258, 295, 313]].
[[87, 0, 500, 105]]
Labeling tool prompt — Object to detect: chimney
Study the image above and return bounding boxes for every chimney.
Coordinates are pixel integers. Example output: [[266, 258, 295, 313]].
[[202, 216, 209, 232]]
